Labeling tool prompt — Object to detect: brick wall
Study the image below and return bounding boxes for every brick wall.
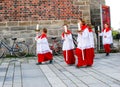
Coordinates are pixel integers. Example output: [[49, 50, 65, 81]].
[[0, 0, 83, 21]]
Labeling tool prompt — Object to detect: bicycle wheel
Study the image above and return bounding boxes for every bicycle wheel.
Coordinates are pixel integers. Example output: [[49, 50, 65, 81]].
[[31, 44, 37, 56], [54, 41, 62, 55], [14, 42, 29, 57], [55, 47, 62, 55], [0, 44, 5, 58]]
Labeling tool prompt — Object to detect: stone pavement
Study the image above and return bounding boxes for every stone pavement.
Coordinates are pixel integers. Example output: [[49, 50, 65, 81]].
[[0, 53, 120, 87]]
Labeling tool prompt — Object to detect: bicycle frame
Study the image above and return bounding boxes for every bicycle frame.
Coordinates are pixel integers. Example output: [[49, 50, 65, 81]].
[[0, 38, 29, 58], [50, 37, 62, 55], [0, 40, 16, 54]]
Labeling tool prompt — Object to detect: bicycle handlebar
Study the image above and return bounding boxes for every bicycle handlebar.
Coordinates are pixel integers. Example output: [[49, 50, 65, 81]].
[[0, 37, 7, 42], [51, 37, 57, 40]]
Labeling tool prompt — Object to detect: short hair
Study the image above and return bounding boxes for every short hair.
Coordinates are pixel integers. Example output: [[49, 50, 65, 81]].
[[43, 28, 47, 33], [78, 18, 86, 25], [104, 23, 110, 28], [87, 24, 93, 28], [104, 23, 109, 26], [63, 24, 68, 27]]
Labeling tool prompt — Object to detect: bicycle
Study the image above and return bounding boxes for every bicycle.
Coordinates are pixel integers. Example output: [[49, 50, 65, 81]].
[[31, 42, 36, 56], [0, 38, 29, 58], [49, 37, 62, 55]]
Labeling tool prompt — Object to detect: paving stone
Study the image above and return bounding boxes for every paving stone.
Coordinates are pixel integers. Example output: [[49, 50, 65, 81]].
[[0, 53, 120, 87], [62, 79, 77, 87], [109, 73, 120, 81], [13, 84, 22, 87], [48, 64, 68, 80], [3, 63, 14, 87], [77, 83, 89, 87], [78, 76, 102, 84], [109, 83, 120, 87], [13, 62, 22, 87], [21, 64, 51, 87], [40, 65, 67, 87], [88, 83, 109, 87], [0, 82, 3, 87], [2, 85, 12, 87], [48, 64, 79, 87]]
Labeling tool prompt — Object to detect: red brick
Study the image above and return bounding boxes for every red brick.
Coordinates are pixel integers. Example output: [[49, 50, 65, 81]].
[[0, 0, 82, 21]]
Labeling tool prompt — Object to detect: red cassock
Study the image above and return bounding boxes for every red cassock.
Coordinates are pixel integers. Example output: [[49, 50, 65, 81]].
[[76, 25, 94, 67], [104, 44, 111, 53], [76, 48, 86, 66], [85, 27, 95, 66], [35, 34, 53, 63], [62, 30, 75, 65], [38, 52, 53, 62], [63, 49, 75, 64], [85, 48, 94, 66], [76, 48, 94, 67], [99, 28, 113, 54], [75, 25, 88, 67]]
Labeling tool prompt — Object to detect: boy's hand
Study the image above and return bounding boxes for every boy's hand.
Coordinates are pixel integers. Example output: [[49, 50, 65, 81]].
[[77, 30, 83, 35], [104, 36, 107, 38]]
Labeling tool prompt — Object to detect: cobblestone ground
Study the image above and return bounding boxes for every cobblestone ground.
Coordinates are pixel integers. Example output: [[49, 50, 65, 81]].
[[0, 53, 120, 87]]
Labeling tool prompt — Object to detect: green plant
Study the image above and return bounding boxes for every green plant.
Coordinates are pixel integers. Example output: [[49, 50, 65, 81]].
[[112, 30, 119, 39]]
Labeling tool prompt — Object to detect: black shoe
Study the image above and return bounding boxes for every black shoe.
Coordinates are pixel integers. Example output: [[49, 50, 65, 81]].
[[86, 65, 92, 67], [106, 53, 109, 56], [68, 64, 74, 66], [76, 65, 80, 68], [49, 60, 53, 64], [36, 62, 42, 65]]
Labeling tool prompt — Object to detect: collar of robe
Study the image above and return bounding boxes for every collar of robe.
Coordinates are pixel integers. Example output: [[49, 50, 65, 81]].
[[102, 28, 111, 32], [38, 33, 47, 39], [88, 26, 93, 32], [81, 25, 87, 31], [62, 29, 71, 38]]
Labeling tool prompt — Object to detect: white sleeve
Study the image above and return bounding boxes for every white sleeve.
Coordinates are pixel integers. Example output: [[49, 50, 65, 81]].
[[35, 36, 38, 41], [37, 38, 48, 44], [77, 33, 81, 42], [82, 28, 89, 38], [67, 34, 73, 40], [89, 33, 94, 47], [99, 32, 103, 36], [106, 30, 112, 38]]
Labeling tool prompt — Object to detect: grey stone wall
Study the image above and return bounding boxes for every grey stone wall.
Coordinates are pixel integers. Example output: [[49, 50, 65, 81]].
[[0, 20, 79, 54], [90, 0, 105, 26]]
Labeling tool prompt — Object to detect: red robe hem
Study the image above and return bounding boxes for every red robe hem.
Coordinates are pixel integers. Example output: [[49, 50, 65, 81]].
[[63, 49, 75, 65], [75, 48, 86, 67], [37, 52, 53, 62], [85, 48, 94, 66]]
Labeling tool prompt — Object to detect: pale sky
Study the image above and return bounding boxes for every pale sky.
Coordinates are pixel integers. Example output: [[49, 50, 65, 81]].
[[105, 0, 120, 30]]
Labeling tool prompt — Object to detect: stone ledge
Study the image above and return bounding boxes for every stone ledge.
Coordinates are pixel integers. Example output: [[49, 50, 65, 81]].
[[10, 27, 26, 31], [74, 1, 86, 5], [19, 21, 31, 26], [30, 21, 39, 25], [7, 21, 18, 26], [0, 22, 6, 27]]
